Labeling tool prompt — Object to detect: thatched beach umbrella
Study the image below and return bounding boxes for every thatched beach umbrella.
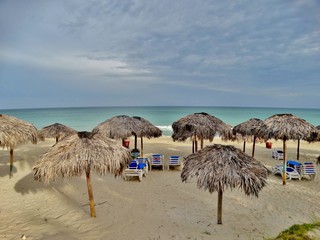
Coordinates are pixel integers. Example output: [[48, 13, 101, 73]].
[[0, 114, 38, 178], [181, 144, 268, 224], [38, 123, 77, 143], [33, 131, 131, 217], [232, 118, 265, 157], [172, 112, 232, 153], [93, 115, 141, 148], [256, 113, 319, 185], [132, 116, 162, 156], [93, 115, 162, 156]]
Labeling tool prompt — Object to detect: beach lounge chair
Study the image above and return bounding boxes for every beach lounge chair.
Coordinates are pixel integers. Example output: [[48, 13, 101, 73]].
[[135, 157, 149, 173], [287, 160, 302, 173], [272, 150, 284, 160], [168, 155, 181, 170], [124, 160, 144, 182], [272, 164, 301, 180], [150, 154, 164, 170], [300, 162, 316, 180]]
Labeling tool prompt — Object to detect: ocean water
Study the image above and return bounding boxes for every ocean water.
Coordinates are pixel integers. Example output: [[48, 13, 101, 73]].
[[1, 106, 319, 136]]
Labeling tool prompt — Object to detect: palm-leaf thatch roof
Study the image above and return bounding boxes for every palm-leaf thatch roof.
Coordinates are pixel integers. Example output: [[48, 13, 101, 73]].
[[92, 115, 161, 139], [172, 112, 232, 142], [256, 114, 319, 141], [132, 116, 162, 138], [92, 115, 141, 139], [181, 144, 268, 224], [38, 123, 77, 142], [33, 131, 131, 184], [232, 118, 265, 142], [92, 115, 162, 154], [181, 144, 268, 197], [317, 125, 320, 130], [0, 114, 37, 149]]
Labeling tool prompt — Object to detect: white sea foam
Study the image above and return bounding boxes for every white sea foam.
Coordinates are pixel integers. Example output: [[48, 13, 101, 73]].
[[157, 125, 173, 131]]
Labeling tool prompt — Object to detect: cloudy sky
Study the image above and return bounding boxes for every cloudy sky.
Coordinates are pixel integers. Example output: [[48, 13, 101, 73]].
[[0, 0, 319, 109]]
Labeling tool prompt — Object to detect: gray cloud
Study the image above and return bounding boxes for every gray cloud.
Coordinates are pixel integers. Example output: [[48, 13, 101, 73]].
[[0, 0, 319, 109]]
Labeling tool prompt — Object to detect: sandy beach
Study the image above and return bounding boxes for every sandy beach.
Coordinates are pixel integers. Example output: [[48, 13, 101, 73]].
[[0, 136, 319, 240]]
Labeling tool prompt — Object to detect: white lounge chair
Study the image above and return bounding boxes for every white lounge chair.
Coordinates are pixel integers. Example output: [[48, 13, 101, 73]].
[[124, 160, 144, 182], [272, 164, 301, 180], [272, 150, 284, 160], [168, 155, 181, 170], [150, 154, 164, 170], [287, 160, 302, 173], [135, 157, 149, 173]]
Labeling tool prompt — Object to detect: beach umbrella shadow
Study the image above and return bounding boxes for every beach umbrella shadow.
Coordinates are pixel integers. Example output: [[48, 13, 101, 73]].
[[14, 172, 51, 195], [15, 172, 80, 197], [181, 144, 268, 224], [0, 164, 17, 177]]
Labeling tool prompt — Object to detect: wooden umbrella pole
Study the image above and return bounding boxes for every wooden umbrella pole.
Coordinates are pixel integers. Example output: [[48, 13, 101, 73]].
[[195, 139, 198, 152], [195, 135, 198, 152], [217, 188, 223, 224], [297, 139, 300, 160], [55, 136, 59, 143], [140, 137, 144, 157], [9, 148, 14, 179], [86, 169, 96, 217], [282, 137, 287, 185], [243, 140, 246, 152], [192, 140, 195, 153], [200, 138, 204, 149], [134, 133, 137, 149], [252, 136, 256, 157]]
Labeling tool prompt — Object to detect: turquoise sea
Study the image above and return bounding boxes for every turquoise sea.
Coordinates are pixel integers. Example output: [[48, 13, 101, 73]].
[[1, 106, 319, 136]]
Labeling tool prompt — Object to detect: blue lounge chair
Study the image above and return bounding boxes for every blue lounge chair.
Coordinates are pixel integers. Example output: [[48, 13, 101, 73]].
[[124, 160, 144, 181], [135, 157, 149, 173], [168, 155, 181, 170], [150, 154, 164, 170]]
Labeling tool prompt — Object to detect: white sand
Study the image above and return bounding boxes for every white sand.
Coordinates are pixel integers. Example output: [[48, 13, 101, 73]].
[[0, 137, 319, 240]]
